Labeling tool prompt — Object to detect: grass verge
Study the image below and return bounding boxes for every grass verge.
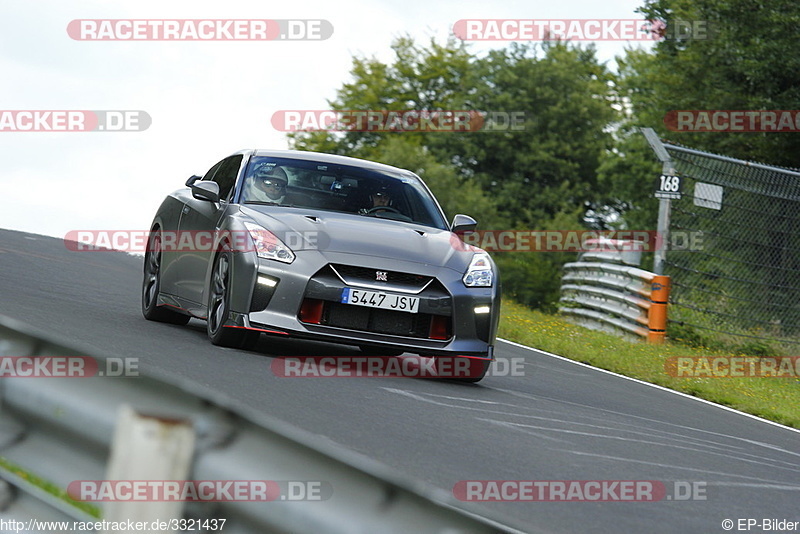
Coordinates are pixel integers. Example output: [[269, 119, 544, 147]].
[[498, 300, 800, 429], [0, 457, 101, 518]]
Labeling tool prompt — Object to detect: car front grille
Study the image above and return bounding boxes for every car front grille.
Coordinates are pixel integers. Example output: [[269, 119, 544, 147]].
[[330, 264, 432, 293], [300, 264, 452, 340], [323, 302, 435, 338]]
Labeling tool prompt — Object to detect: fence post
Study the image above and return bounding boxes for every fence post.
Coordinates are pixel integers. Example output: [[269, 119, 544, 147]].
[[648, 275, 670, 344], [641, 127, 678, 276]]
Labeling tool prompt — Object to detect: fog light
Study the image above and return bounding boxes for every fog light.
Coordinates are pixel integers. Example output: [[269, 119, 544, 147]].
[[258, 275, 278, 287], [474, 305, 491, 314]]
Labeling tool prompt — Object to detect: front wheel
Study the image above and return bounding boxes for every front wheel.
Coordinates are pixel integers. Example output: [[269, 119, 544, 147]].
[[142, 231, 190, 325], [207, 251, 259, 349]]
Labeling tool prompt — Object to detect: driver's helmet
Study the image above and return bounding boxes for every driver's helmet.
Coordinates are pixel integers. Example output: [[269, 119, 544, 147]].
[[370, 184, 391, 204], [253, 165, 289, 188]]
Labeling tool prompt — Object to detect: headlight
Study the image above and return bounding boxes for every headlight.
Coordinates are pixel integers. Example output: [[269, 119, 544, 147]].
[[463, 253, 493, 287], [244, 222, 295, 264]]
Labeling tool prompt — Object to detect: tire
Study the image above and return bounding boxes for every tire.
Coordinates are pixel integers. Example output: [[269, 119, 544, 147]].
[[207, 251, 259, 348], [358, 345, 405, 357], [142, 231, 190, 325], [433, 356, 491, 383]]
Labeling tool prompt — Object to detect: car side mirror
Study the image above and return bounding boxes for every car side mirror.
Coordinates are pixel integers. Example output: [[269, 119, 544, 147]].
[[451, 214, 478, 233], [191, 181, 220, 203], [185, 175, 202, 187]]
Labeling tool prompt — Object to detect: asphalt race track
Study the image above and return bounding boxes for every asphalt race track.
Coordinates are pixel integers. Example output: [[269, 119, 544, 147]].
[[1, 229, 799, 533]]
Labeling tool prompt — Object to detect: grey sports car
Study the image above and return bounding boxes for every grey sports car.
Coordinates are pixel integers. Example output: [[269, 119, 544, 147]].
[[142, 149, 500, 381]]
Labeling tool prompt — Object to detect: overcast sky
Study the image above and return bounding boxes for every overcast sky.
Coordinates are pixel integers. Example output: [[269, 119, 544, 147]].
[[0, 0, 654, 239]]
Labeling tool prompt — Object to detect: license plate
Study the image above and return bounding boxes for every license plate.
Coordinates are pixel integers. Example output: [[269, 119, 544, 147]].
[[340, 288, 420, 314]]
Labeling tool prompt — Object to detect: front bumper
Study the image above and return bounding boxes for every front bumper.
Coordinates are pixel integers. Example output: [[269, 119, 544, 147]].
[[228, 250, 500, 358]]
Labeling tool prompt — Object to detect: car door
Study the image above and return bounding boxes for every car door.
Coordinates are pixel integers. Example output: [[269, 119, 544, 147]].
[[174, 154, 244, 306], [160, 159, 223, 296]]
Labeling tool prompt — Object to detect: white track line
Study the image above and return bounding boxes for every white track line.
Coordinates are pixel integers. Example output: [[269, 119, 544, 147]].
[[497, 338, 800, 435]]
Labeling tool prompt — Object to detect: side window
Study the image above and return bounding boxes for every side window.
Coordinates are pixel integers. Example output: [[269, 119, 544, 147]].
[[202, 160, 224, 182], [205, 155, 243, 201]]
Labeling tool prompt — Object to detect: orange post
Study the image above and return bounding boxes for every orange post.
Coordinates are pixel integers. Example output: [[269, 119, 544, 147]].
[[648, 275, 670, 344]]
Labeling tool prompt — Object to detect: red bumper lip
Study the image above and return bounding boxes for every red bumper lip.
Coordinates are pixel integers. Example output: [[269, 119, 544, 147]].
[[224, 324, 289, 335]]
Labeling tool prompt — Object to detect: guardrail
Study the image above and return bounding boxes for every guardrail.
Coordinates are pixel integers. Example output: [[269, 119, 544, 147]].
[[0, 315, 517, 533], [559, 242, 670, 344]]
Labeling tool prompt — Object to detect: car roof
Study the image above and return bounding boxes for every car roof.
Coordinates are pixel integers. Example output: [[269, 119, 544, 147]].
[[236, 149, 417, 178]]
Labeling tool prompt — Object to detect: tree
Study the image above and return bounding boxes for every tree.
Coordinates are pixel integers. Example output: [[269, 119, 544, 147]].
[[428, 41, 618, 228], [289, 37, 478, 159], [291, 37, 619, 230], [620, 0, 800, 167]]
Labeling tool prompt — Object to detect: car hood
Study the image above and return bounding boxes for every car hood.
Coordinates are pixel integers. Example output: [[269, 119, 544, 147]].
[[238, 206, 477, 272]]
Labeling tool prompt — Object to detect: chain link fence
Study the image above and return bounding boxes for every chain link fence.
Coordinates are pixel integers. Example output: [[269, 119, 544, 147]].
[[656, 141, 800, 350]]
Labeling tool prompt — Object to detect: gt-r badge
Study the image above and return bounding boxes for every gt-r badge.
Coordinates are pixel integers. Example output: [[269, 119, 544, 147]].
[[376, 271, 388, 282]]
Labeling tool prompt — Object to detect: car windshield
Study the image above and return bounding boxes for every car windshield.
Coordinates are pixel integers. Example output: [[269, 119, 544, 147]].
[[238, 156, 449, 230]]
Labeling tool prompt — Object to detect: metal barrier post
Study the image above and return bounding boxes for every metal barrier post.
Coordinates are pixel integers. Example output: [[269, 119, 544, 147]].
[[648, 275, 670, 344]]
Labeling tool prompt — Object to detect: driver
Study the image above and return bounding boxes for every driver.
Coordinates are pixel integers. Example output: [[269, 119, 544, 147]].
[[244, 166, 289, 204], [359, 185, 394, 214], [369, 188, 391, 209]]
